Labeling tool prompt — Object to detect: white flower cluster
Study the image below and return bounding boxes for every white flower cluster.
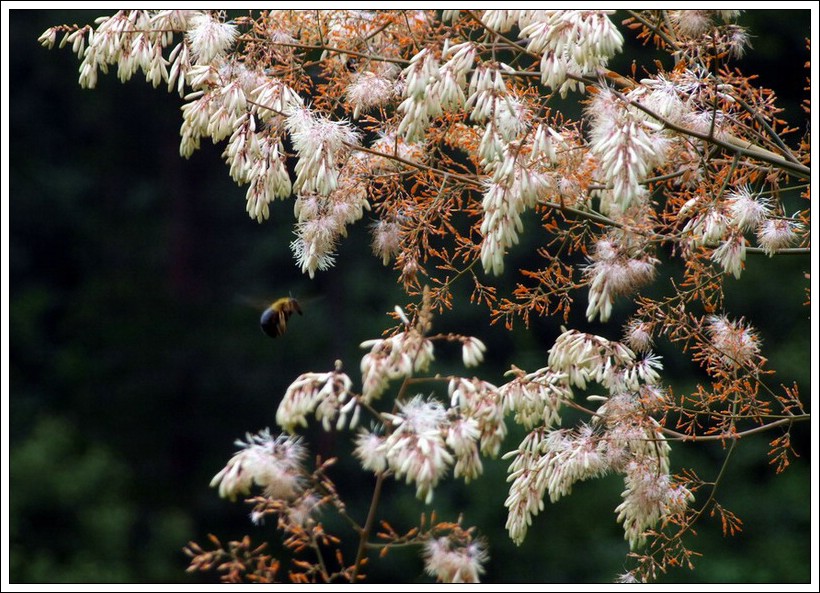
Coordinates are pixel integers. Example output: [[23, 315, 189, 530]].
[[437, 42, 477, 112], [45, 11, 390, 277], [181, 67, 307, 223], [623, 318, 654, 354], [180, 60, 275, 153], [224, 117, 293, 222], [727, 185, 771, 232], [345, 65, 401, 120], [38, 10, 249, 101], [271, 109, 368, 276], [397, 49, 441, 142], [679, 197, 728, 247], [588, 89, 669, 216], [449, 376, 506, 457], [210, 429, 306, 502], [359, 328, 434, 403], [423, 535, 488, 583], [290, 172, 371, 278], [251, 76, 305, 123], [467, 66, 529, 165], [276, 370, 357, 433], [548, 329, 661, 392], [286, 107, 361, 196], [341, 318, 499, 503], [370, 218, 403, 266], [186, 12, 238, 65], [615, 460, 693, 549], [706, 315, 760, 371], [478, 179, 528, 276], [381, 396, 453, 502], [679, 185, 798, 278], [756, 218, 800, 256], [503, 328, 690, 548], [461, 337, 487, 368], [584, 237, 659, 322], [711, 232, 747, 280], [518, 11, 623, 97], [499, 367, 571, 430], [396, 44, 475, 142], [39, 10, 199, 91], [465, 66, 560, 276], [354, 395, 486, 503], [479, 10, 521, 33], [668, 11, 748, 60], [269, 303, 496, 505]]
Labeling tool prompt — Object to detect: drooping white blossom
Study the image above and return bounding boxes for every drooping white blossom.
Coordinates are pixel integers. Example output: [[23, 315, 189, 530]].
[[59, 10, 195, 91], [480, 10, 520, 33], [726, 185, 771, 232], [615, 460, 693, 549], [353, 429, 388, 474], [756, 218, 799, 256], [499, 368, 571, 430], [519, 10, 623, 97], [632, 74, 692, 123], [448, 378, 506, 457], [478, 160, 550, 276], [623, 319, 654, 354], [583, 237, 659, 322], [706, 315, 760, 370], [251, 77, 304, 122], [461, 337, 487, 368], [360, 330, 434, 403], [276, 370, 355, 433], [712, 232, 747, 279], [588, 89, 668, 216], [186, 12, 238, 65], [550, 329, 631, 383], [166, 41, 191, 96], [503, 429, 548, 545], [504, 327, 683, 548], [397, 49, 441, 142], [210, 429, 307, 502], [346, 66, 400, 119], [382, 396, 453, 503], [446, 416, 483, 482], [423, 536, 488, 583], [434, 42, 476, 112], [290, 172, 370, 275], [681, 202, 729, 247], [245, 133, 293, 222], [369, 218, 403, 266], [286, 107, 361, 196]]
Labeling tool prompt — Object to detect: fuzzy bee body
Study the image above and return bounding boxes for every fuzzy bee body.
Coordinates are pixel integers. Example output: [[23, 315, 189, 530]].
[[260, 297, 302, 338]]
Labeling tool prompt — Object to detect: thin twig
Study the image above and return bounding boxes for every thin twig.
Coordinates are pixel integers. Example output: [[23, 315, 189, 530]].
[[661, 416, 802, 442], [746, 247, 810, 255]]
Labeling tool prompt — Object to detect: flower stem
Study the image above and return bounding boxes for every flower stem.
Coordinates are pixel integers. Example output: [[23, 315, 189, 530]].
[[351, 471, 386, 581]]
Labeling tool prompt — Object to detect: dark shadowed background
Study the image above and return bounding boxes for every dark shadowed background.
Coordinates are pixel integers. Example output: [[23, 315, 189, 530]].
[[7, 9, 812, 584]]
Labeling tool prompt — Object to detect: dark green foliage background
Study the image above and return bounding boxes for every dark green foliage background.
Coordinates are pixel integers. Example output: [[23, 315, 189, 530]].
[[8, 10, 811, 584]]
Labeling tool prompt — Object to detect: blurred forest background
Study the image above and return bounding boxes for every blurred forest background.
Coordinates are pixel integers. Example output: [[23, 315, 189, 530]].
[[8, 9, 812, 584]]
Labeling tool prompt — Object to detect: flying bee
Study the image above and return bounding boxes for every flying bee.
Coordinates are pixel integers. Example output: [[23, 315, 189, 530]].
[[260, 297, 302, 338]]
